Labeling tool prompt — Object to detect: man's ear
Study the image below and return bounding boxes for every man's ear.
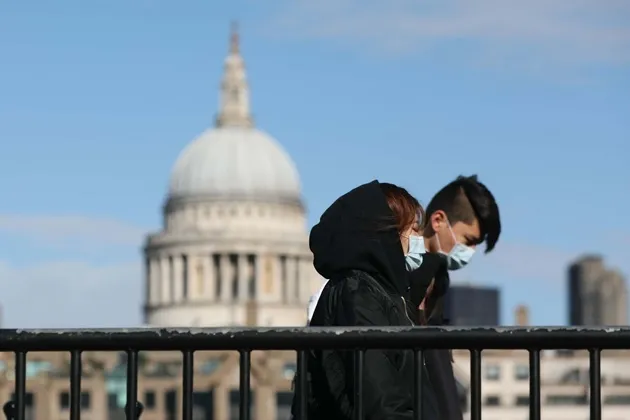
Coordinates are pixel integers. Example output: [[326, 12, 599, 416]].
[[430, 210, 447, 232]]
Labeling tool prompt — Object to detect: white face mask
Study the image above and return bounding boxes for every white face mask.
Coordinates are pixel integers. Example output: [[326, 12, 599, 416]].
[[405, 235, 426, 271], [435, 222, 476, 271]]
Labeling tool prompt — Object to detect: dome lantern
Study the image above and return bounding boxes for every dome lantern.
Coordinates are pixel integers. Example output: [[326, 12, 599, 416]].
[[215, 21, 253, 129]]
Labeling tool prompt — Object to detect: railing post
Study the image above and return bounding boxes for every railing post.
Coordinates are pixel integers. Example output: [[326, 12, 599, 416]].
[[2, 401, 15, 420], [124, 402, 144, 419], [125, 351, 139, 420]]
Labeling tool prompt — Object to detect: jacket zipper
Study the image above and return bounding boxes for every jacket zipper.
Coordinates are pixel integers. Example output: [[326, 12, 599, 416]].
[[401, 296, 416, 326]]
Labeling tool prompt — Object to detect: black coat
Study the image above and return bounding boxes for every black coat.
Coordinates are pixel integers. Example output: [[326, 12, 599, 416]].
[[409, 254, 464, 420], [291, 181, 441, 420]]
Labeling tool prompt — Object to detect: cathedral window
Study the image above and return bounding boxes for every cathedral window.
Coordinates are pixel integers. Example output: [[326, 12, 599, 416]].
[[182, 255, 189, 299], [230, 254, 239, 299], [280, 255, 288, 302], [168, 256, 174, 302], [213, 254, 221, 298], [294, 257, 300, 299], [248, 254, 256, 298]]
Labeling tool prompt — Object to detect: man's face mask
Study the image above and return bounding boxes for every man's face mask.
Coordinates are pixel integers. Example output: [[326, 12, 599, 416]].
[[435, 221, 476, 271]]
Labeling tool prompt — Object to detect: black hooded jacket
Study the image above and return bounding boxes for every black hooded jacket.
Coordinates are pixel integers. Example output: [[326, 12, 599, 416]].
[[291, 181, 441, 420]]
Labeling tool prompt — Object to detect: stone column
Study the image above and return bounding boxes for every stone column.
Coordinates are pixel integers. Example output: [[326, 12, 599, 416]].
[[149, 258, 160, 305], [160, 256, 170, 304], [185, 253, 194, 300], [190, 254, 201, 300], [90, 375, 108, 420], [255, 383, 277, 420], [300, 258, 311, 302], [238, 254, 249, 301], [205, 253, 215, 301], [144, 257, 151, 305], [175, 383, 183, 420], [293, 257, 301, 302], [274, 255, 283, 302], [149, 381, 168, 418], [214, 385, 229, 419], [33, 381, 50, 420], [256, 253, 267, 302], [173, 255, 183, 302], [285, 256, 296, 303]]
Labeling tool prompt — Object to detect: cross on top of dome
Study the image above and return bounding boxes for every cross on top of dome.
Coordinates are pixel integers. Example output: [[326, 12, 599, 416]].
[[230, 21, 239, 55]]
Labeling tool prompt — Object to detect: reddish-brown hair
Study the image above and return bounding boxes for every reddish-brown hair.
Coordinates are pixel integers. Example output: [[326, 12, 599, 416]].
[[379, 183, 425, 234], [380, 183, 437, 326]]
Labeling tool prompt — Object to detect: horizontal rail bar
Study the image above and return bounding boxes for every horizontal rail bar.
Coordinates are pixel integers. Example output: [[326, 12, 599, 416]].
[[1, 327, 630, 351]]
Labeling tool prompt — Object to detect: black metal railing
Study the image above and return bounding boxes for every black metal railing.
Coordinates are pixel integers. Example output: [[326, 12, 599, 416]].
[[1, 326, 630, 420]]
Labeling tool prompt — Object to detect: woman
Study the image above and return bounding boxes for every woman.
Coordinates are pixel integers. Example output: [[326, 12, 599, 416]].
[[292, 180, 441, 420]]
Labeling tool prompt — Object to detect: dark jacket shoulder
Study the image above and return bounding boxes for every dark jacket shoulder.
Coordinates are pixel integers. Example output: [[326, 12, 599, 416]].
[[311, 270, 403, 327], [301, 270, 441, 420]]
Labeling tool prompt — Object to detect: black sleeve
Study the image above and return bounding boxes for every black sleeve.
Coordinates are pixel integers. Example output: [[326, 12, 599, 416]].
[[338, 285, 415, 420], [425, 349, 464, 420]]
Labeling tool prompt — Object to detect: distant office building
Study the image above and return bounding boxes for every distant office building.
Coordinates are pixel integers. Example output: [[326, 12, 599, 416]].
[[568, 255, 628, 326], [444, 284, 500, 326]]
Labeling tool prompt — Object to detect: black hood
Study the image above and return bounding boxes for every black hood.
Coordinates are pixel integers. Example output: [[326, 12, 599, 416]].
[[309, 180, 409, 296]]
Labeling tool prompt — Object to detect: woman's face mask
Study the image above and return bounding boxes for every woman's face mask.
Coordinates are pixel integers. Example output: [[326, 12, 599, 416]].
[[405, 235, 426, 271]]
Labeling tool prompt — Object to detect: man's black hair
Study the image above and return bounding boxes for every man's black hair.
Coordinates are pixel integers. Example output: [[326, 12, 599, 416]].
[[425, 175, 501, 253]]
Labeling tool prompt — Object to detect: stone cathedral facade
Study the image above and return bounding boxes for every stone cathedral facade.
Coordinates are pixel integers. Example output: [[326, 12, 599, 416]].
[[143, 25, 321, 329]]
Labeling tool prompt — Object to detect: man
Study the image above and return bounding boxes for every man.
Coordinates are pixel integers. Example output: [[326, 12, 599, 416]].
[[303, 175, 501, 420], [403, 175, 501, 420], [408, 174, 500, 320]]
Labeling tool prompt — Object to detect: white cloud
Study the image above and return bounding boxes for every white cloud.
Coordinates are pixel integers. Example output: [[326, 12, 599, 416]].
[[0, 214, 148, 248], [267, 0, 630, 67], [0, 214, 146, 327], [0, 259, 142, 328]]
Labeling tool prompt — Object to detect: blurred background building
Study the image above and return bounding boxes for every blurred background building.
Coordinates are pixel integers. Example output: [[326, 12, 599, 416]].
[[453, 348, 630, 420], [444, 284, 501, 326], [568, 255, 628, 326]]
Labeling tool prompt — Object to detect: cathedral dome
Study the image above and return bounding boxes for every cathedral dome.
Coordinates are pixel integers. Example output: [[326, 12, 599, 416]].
[[168, 126, 301, 202], [166, 24, 301, 204]]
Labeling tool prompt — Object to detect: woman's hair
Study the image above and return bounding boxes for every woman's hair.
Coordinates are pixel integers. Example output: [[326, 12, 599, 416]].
[[379, 183, 425, 234], [380, 183, 443, 327]]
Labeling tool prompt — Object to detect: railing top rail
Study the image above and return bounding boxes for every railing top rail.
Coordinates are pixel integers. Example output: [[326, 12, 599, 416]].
[[1, 326, 630, 351]]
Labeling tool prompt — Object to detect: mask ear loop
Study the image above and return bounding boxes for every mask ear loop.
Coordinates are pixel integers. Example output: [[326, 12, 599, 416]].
[[416, 209, 424, 231], [434, 229, 443, 253], [445, 219, 459, 245]]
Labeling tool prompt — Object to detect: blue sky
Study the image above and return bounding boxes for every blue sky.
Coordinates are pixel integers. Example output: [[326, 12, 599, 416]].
[[0, 1, 628, 328]]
